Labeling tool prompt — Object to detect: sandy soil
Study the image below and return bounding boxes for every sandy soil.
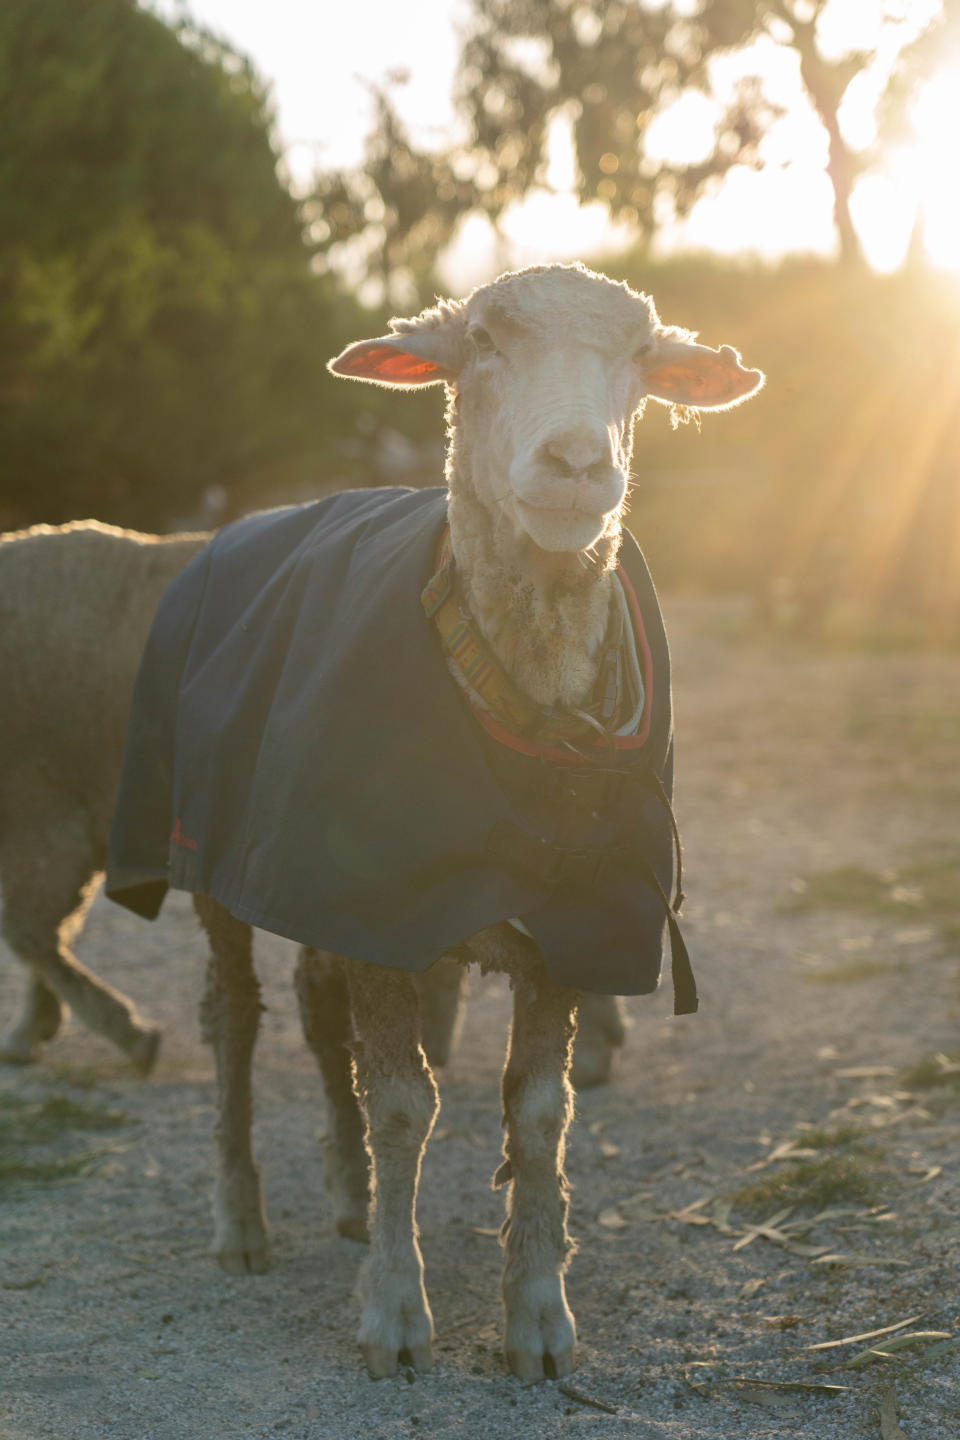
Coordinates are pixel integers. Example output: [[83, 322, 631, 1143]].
[[2, 597, 958, 1440]]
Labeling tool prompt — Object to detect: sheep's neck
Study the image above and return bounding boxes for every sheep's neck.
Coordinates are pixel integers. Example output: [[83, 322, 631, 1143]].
[[446, 486, 620, 712]]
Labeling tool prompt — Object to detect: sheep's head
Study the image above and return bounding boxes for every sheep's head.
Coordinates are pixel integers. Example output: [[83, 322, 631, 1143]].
[[329, 264, 764, 557]]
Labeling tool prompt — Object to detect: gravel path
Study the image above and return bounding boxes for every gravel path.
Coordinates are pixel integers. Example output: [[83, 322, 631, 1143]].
[[2, 597, 958, 1440]]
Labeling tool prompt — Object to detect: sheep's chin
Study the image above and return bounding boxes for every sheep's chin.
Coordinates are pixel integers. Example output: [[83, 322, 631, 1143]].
[[514, 499, 611, 554]]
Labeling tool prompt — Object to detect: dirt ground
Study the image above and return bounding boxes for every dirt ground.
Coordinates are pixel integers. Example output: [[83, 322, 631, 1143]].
[[2, 596, 958, 1440]]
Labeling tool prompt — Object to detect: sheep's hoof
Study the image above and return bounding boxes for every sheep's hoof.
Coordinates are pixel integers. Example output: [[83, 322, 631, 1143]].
[[0, 1028, 40, 1065], [214, 1220, 270, 1276], [506, 1338, 576, 1382], [213, 1174, 270, 1274], [504, 1294, 577, 1379], [362, 1339, 434, 1379], [0, 989, 67, 1062], [336, 1214, 370, 1243], [127, 1025, 161, 1077], [357, 1269, 434, 1378]]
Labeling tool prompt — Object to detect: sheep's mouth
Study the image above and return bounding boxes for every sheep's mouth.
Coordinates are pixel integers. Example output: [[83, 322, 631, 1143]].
[[515, 498, 612, 553], [516, 497, 613, 520]]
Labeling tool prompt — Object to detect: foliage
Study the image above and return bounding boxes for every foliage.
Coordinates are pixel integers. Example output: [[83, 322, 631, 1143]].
[[731, 1153, 881, 1215], [0, 1090, 128, 1192], [453, 0, 777, 233], [609, 255, 960, 639], [314, 1, 779, 291], [0, 0, 367, 529], [314, 1, 951, 290], [787, 852, 960, 942]]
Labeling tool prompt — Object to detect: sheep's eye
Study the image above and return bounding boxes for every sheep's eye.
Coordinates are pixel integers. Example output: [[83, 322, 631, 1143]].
[[468, 326, 497, 354], [633, 342, 653, 363]]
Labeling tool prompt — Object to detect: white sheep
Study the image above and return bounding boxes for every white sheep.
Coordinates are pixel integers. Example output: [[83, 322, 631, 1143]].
[[0, 520, 207, 1069], [106, 262, 763, 1379]]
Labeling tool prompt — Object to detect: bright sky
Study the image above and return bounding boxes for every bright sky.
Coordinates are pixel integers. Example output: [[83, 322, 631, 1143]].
[[150, 0, 958, 286]]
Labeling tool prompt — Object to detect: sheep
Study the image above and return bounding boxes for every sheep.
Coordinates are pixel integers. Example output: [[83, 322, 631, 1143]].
[[106, 262, 764, 1379], [0, 518, 623, 1085], [0, 517, 624, 1086], [0, 520, 208, 1070]]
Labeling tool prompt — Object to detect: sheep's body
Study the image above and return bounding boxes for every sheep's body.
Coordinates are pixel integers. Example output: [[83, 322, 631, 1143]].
[[0, 520, 208, 1067], [118, 262, 762, 1378]]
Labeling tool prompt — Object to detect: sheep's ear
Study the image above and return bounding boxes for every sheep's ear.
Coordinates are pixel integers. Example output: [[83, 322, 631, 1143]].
[[328, 329, 461, 388], [642, 337, 764, 410]]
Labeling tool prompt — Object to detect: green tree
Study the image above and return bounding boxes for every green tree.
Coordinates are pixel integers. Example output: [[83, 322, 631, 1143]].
[[0, 0, 358, 529], [454, 0, 776, 235], [314, 4, 777, 292], [316, 1, 952, 289]]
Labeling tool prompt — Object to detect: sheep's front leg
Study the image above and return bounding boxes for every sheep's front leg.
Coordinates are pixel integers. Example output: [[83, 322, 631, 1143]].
[[347, 960, 438, 1378], [498, 968, 578, 1379], [194, 895, 269, 1275]]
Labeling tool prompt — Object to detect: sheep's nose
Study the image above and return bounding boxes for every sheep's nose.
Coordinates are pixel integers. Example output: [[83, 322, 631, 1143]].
[[544, 428, 612, 477]]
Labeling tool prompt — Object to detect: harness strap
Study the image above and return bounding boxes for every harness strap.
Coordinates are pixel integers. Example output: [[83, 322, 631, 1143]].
[[636, 758, 686, 913]]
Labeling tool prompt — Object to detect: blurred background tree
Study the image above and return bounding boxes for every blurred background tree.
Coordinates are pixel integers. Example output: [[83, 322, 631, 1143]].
[[0, 0, 372, 529], [315, 0, 954, 287], [2, 0, 958, 639], [308, 0, 960, 641]]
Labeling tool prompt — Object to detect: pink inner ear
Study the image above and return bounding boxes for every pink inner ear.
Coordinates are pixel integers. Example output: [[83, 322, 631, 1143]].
[[337, 343, 442, 383], [645, 357, 757, 406]]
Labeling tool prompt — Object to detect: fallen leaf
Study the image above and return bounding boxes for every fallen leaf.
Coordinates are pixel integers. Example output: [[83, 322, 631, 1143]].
[[708, 1199, 735, 1233], [811, 1252, 909, 1268], [892, 926, 934, 945], [558, 1383, 618, 1414], [834, 1065, 897, 1079], [727, 1378, 847, 1397], [763, 1314, 804, 1330], [746, 1139, 818, 1172], [471, 1226, 500, 1238], [732, 1206, 796, 1251], [733, 1386, 799, 1414], [880, 1384, 910, 1440], [599, 1139, 621, 1159], [840, 1332, 951, 1370], [807, 1314, 923, 1351], [620, 1189, 656, 1211], [921, 1335, 960, 1361], [597, 1207, 628, 1230], [738, 1278, 767, 1300], [907, 1165, 942, 1184], [668, 1196, 711, 1225]]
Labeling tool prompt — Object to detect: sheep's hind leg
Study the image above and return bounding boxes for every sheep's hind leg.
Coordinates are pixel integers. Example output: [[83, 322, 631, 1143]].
[[414, 954, 468, 1069], [294, 947, 370, 1241], [0, 804, 159, 1071], [1, 974, 65, 1065], [570, 992, 627, 1089], [194, 895, 269, 1275], [498, 965, 578, 1379], [347, 960, 438, 1377]]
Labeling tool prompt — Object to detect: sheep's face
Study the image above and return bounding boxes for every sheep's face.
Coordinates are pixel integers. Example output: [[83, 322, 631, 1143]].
[[329, 264, 764, 557]]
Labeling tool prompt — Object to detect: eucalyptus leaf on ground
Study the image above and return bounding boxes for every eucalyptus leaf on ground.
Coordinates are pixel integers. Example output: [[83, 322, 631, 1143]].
[[880, 1385, 910, 1440], [838, 1331, 950, 1369], [806, 1315, 923, 1351]]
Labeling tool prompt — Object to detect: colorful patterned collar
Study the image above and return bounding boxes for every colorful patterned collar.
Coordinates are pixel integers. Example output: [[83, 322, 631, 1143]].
[[421, 529, 651, 759]]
